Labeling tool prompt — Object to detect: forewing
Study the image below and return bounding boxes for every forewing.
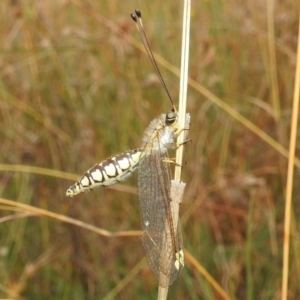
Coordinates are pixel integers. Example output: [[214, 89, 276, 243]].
[[138, 140, 183, 287]]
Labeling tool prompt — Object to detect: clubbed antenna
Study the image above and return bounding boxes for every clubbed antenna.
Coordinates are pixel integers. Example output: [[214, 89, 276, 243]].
[[130, 9, 176, 112]]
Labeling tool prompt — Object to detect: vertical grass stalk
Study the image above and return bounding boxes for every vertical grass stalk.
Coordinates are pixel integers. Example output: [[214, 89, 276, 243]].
[[281, 4, 300, 299], [158, 0, 191, 299]]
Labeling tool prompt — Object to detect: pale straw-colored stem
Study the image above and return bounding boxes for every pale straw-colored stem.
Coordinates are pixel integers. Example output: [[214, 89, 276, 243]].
[[158, 0, 191, 299], [281, 5, 300, 300], [174, 0, 191, 182]]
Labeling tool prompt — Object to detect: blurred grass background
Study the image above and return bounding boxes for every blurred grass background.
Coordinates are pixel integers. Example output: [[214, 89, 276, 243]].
[[0, 0, 300, 299]]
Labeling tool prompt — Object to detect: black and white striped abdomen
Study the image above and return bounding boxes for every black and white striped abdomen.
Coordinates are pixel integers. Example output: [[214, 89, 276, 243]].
[[66, 148, 144, 197]]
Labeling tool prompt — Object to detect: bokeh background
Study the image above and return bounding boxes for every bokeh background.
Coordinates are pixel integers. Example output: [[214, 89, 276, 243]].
[[1, 0, 300, 299]]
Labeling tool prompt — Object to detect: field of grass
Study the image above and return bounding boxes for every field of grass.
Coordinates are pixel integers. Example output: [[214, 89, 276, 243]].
[[1, 0, 300, 299]]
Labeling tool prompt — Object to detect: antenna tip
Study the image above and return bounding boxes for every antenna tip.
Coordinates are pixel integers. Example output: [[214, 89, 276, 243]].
[[135, 9, 141, 18], [131, 9, 141, 22], [131, 13, 138, 22]]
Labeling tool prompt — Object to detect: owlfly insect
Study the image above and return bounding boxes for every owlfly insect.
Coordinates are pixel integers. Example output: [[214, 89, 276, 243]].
[[66, 9, 188, 287]]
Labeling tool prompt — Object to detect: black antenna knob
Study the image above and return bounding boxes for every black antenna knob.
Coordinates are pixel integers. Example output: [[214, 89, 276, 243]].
[[135, 9, 141, 18], [130, 13, 137, 22]]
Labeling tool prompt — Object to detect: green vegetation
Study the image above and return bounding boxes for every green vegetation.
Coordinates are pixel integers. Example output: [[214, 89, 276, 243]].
[[1, 0, 299, 299]]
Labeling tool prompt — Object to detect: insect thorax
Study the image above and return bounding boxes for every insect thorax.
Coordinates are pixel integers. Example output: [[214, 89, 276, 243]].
[[142, 111, 179, 151]]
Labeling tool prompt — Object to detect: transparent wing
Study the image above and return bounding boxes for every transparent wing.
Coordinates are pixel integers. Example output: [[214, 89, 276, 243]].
[[138, 140, 183, 287]]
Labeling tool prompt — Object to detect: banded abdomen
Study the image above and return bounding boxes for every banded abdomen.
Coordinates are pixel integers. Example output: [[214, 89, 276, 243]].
[[66, 148, 143, 197]]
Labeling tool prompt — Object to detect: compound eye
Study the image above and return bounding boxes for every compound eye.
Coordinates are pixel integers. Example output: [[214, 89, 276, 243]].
[[165, 111, 177, 125]]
